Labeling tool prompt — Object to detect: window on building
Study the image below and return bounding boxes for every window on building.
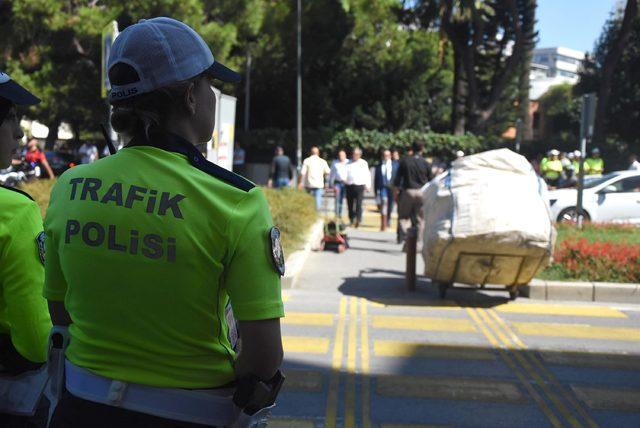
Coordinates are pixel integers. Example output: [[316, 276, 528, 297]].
[[559, 70, 577, 78]]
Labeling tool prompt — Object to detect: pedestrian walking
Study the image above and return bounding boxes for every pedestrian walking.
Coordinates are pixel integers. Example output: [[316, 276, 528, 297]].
[[0, 70, 52, 426], [43, 18, 284, 427], [585, 148, 604, 175], [629, 154, 640, 171], [374, 149, 398, 231], [329, 149, 349, 219], [393, 141, 432, 244], [268, 146, 294, 188], [299, 146, 330, 211], [345, 148, 371, 227]]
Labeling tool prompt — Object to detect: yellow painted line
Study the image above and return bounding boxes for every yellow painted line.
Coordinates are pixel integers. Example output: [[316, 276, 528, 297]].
[[571, 385, 640, 412], [372, 315, 476, 332], [512, 322, 640, 341], [325, 297, 348, 428], [381, 424, 448, 428], [369, 300, 461, 310], [345, 298, 358, 428], [282, 337, 329, 354], [496, 303, 626, 318], [360, 298, 372, 428], [269, 418, 315, 428], [376, 374, 525, 403], [466, 308, 563, 428], [478, 309, 582, 428], [282, 369, 324, 392], [281, 291, 290, 303], [374, 340, 495, 361], [486, 310, 597, 428], [283, 312, 334, 326], [541, 351, 640, 371]]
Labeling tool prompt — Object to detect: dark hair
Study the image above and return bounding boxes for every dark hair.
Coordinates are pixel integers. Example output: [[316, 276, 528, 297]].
[[0, 98, 12, 124], [412, 140, 424, 153], [109, 63, 202, 137]]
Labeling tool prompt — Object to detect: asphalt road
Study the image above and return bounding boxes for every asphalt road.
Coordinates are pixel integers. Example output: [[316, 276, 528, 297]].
[[271, 205, 640, 427]]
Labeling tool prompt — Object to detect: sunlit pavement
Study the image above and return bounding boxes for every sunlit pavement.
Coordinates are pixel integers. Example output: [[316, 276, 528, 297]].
[[272, 201, 640, 427]]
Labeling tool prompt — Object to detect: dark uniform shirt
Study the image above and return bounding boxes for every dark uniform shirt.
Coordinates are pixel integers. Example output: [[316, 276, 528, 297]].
[[393, 155, 432, 190], [271, 155, 293, 180]]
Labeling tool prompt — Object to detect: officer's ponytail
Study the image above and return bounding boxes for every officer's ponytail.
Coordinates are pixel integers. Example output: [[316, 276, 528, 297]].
[[109, 63, 200, 139]]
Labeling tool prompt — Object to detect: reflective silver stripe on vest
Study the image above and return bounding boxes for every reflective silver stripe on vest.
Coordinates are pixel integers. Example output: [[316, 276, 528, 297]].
[[65, 360, 236, 426]]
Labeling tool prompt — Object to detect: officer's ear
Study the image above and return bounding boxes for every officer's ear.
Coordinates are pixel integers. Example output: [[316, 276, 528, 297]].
[[183, 81, 197, 116]]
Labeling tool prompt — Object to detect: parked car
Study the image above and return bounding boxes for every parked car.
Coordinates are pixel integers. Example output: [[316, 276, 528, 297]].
[[45, 151, 77, 176], [548, 171, 640, 223]]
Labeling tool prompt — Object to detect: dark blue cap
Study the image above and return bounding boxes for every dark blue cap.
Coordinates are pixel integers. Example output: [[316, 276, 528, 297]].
[[0, 71, 41, 106]]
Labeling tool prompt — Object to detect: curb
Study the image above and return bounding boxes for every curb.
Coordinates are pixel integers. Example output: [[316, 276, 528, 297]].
[[282, 219, 324, 289], [522, 279, 640, 304]]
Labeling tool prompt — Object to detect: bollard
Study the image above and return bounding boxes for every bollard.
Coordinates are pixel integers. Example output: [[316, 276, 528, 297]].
[[405, 226, 417, 291]]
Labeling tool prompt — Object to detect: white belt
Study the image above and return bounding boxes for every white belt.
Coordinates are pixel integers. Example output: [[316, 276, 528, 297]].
[[65, 360, 236, 426]]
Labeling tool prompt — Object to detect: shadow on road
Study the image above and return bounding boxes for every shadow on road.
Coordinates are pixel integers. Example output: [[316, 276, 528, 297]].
[[337, 268, 514, 308]]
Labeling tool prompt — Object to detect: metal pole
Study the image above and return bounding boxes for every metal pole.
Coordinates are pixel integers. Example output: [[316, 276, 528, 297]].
[[244, 50, 251, 132], [296, 0, 303, 182], [576, 93, 597, 229], [515, 118, 523, 153], [406, 227, 417, 291]]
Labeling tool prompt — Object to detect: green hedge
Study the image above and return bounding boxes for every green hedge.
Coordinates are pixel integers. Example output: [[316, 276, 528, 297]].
[[238, 128, 485, 163], [263, 188, 317, 256]]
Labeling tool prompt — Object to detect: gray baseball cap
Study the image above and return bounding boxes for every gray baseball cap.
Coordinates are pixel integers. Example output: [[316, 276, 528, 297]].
[[107, 17, 240, 103]]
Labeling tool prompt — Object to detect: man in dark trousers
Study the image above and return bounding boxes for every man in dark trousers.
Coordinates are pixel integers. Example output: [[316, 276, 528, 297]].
[[393, 141, 432, 245], [374, 149, 399, 231], [268, 146, 294, 188]]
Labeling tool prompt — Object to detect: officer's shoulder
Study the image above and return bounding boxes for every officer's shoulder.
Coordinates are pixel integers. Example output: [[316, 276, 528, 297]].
[[0, 184, 35, 202], [197, 160, 255, 193]]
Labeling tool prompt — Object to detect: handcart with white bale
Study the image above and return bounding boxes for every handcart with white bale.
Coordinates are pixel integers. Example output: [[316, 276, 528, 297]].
[[422, 149, 556, 300]]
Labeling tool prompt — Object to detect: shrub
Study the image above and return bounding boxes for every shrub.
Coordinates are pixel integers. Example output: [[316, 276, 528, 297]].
[[549, 239, 640, 283], [263, 188, 317, 256]]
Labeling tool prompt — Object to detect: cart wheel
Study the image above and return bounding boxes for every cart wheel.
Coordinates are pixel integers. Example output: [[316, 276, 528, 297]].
[[437, 282, 448, 299], [508, 286, 519, 301]]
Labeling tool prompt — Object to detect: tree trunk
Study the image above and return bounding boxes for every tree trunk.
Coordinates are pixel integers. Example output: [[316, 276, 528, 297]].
[[45, 119, 60, 151], [518, 0, 536, 141], [593, 0, 638, 144], [452, 46, 466, 135]]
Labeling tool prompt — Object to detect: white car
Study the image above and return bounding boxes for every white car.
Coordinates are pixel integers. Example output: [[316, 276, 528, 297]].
[[548, 171, 640, 223]]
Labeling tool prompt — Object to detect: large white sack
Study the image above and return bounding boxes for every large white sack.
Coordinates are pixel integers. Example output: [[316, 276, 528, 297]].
[[422, 149, 555, 286]]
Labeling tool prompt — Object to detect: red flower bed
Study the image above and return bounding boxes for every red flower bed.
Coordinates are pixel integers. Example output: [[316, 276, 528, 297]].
[[553, 239, 640, 283]]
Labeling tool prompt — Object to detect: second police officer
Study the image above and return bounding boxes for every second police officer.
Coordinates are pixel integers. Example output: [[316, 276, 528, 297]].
[[44, 17, 284, 427], [0, 70, 52, 427]]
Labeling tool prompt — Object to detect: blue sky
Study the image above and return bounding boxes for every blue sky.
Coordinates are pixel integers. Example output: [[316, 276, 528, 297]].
[[536, 0, 620, 53]]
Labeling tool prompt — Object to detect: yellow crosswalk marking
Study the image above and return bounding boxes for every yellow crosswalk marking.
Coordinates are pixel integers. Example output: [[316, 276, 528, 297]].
[[496, 303, 626, 318], [325, 297, 348, 428], [374, 340, 495, 360], [512, 322, 640, 341], [282, 336, 330, 354], [283, 312, 334, 326], [571, 385, 640, 412], [283, 369, 324, 392], [269, 418, 315, 428], [376, 375, 525, 404], [281, 292, 290, 302], [369, 301, 461, 310], [372, 315, 476, 332]]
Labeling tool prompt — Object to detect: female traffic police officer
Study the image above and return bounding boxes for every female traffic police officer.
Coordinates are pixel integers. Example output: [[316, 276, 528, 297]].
[[44, 18, 284, 427], [0, 71, 52, 426]]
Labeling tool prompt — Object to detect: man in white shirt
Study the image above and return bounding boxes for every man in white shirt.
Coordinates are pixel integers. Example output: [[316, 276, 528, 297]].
[[345, 148, 371, 227], [299, 146, 331, 211], [329, 149, 349, 219], [629, 154, 640, 171]]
